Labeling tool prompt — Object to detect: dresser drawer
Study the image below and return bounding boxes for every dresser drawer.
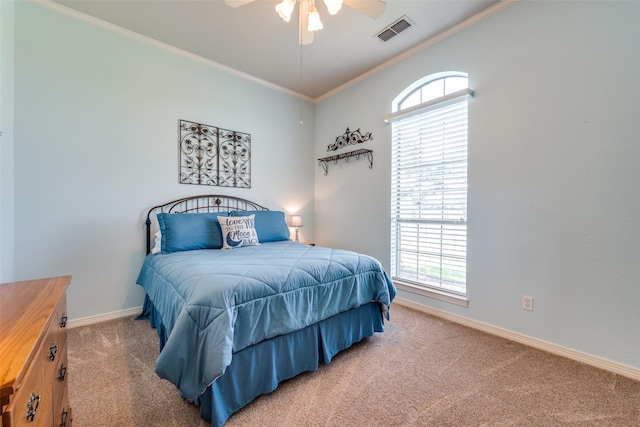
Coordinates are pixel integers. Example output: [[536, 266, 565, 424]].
[[42, 295, 68, 377], [1, 276, 71, 427], [52, 344, 68, 421], [56, 294, 68, 355], [55, 386, 72, 427], [2, 351, 52, 427]]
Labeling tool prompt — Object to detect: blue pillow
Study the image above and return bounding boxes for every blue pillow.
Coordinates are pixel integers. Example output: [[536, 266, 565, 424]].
[[157, 212, 228, 253], [230, 210, 290, 242]]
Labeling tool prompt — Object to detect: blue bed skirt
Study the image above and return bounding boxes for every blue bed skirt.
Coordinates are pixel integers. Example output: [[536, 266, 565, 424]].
[[139, 296, 384, 426]]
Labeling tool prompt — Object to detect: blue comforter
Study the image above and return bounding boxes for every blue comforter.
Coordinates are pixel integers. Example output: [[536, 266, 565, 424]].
[[136, 241, 396, 400]]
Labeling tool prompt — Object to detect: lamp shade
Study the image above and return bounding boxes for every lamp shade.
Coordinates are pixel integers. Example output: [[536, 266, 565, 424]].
[[307, 5, 324, 31], [275, 0, 296, 22], [324, 0, 342, 15], [291, 215, 303, 228]]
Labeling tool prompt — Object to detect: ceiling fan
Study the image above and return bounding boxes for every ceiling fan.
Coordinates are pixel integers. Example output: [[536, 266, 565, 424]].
[[224, 0, 387, 45]]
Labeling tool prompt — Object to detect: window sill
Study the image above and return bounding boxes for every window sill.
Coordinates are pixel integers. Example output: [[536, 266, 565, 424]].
[[393, 280, 469, 308]]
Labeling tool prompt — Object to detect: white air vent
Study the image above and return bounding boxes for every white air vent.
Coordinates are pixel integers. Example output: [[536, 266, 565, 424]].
[[376, 16, 413, 42]]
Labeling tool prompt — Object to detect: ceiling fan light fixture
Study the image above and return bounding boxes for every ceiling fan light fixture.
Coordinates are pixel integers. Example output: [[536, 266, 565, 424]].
[[308, 4, 324, 31], [323, 0, 342, 15], [275, 0, 296, 22]]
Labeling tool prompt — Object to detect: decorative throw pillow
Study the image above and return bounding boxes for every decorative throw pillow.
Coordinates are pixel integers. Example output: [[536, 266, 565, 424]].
[[229, 210, 290, 242], [219, 215, 260, 249]]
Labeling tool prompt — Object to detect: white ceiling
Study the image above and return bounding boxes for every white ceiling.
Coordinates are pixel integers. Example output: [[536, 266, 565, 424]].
[[50, 0, 501, 100]]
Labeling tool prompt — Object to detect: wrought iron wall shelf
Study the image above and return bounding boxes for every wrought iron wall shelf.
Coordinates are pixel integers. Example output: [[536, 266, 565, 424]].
[[318, 149, 373, 176]]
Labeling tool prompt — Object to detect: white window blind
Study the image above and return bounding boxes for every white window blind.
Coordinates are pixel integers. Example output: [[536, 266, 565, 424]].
[[390, 92, 468, 295]]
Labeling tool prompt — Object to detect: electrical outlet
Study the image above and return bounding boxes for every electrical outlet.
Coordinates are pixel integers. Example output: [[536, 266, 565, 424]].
[[522, 295, 533, 311]]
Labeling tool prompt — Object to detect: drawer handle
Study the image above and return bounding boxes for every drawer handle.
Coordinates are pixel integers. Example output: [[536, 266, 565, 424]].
[[49, 342, 58, 361], [60, 315, 68, 328], [26, 392, 40, 422], [59, 408, 69, 427], [58, 364, 67, 382]]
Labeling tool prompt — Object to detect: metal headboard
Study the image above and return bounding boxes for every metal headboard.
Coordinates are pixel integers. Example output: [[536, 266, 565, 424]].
[[144, 195, 269, 255]]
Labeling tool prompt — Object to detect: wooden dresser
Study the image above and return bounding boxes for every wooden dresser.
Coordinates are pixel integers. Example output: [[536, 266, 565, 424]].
[[0, 276, 72, 427]]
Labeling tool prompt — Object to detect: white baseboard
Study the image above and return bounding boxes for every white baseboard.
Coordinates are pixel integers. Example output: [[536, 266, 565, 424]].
[[393, 297, 640, 382], [67, 306, 143, 329]]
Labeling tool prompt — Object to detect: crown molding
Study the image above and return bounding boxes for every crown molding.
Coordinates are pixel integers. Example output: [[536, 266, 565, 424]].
[[28, 0, 315, 103], [316, 0, 519, 102], [29, 0, 518, 104]]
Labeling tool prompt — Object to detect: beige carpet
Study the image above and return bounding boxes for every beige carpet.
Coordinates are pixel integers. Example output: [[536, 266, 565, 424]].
[[67, 304, 640, 426]]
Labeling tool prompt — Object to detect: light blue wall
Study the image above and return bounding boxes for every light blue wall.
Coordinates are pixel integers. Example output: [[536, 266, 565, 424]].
[[10, 1, 315, 319], [315, 1, 640, 369], [1, 0, 16, 282]]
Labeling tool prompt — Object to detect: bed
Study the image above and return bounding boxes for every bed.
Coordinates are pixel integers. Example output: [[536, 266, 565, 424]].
[[136, 195, 396, 426]]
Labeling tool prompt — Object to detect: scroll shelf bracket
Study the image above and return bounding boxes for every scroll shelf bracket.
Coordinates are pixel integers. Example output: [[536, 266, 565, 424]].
[[317, 149, 373, 176]]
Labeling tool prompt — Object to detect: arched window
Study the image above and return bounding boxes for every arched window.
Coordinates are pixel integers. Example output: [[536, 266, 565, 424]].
[[386, 72, 472, 303]]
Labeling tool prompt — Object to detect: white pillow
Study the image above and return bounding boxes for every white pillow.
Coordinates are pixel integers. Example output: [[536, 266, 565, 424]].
[[219, 215, 260, 249], [151, 230, 161, 254]]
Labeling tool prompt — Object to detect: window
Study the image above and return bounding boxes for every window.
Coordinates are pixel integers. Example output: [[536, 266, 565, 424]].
[[387, 72, 472, 305]]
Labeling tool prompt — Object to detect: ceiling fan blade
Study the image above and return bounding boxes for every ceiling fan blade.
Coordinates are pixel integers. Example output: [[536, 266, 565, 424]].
[[299, 0, 314, 45], [224, 0, 255, 7], [343, 0, 386, 19]]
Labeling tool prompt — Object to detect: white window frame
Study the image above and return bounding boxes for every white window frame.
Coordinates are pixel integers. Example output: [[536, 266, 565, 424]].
[[386, 72, 472, 307]]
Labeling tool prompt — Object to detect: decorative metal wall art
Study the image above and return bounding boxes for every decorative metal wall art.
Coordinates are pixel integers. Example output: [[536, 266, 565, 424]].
[[318, 126, 374, 175], [327, 127, 373, 152], [179, 119, 251, 188], [318, 149, 373, 176]]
